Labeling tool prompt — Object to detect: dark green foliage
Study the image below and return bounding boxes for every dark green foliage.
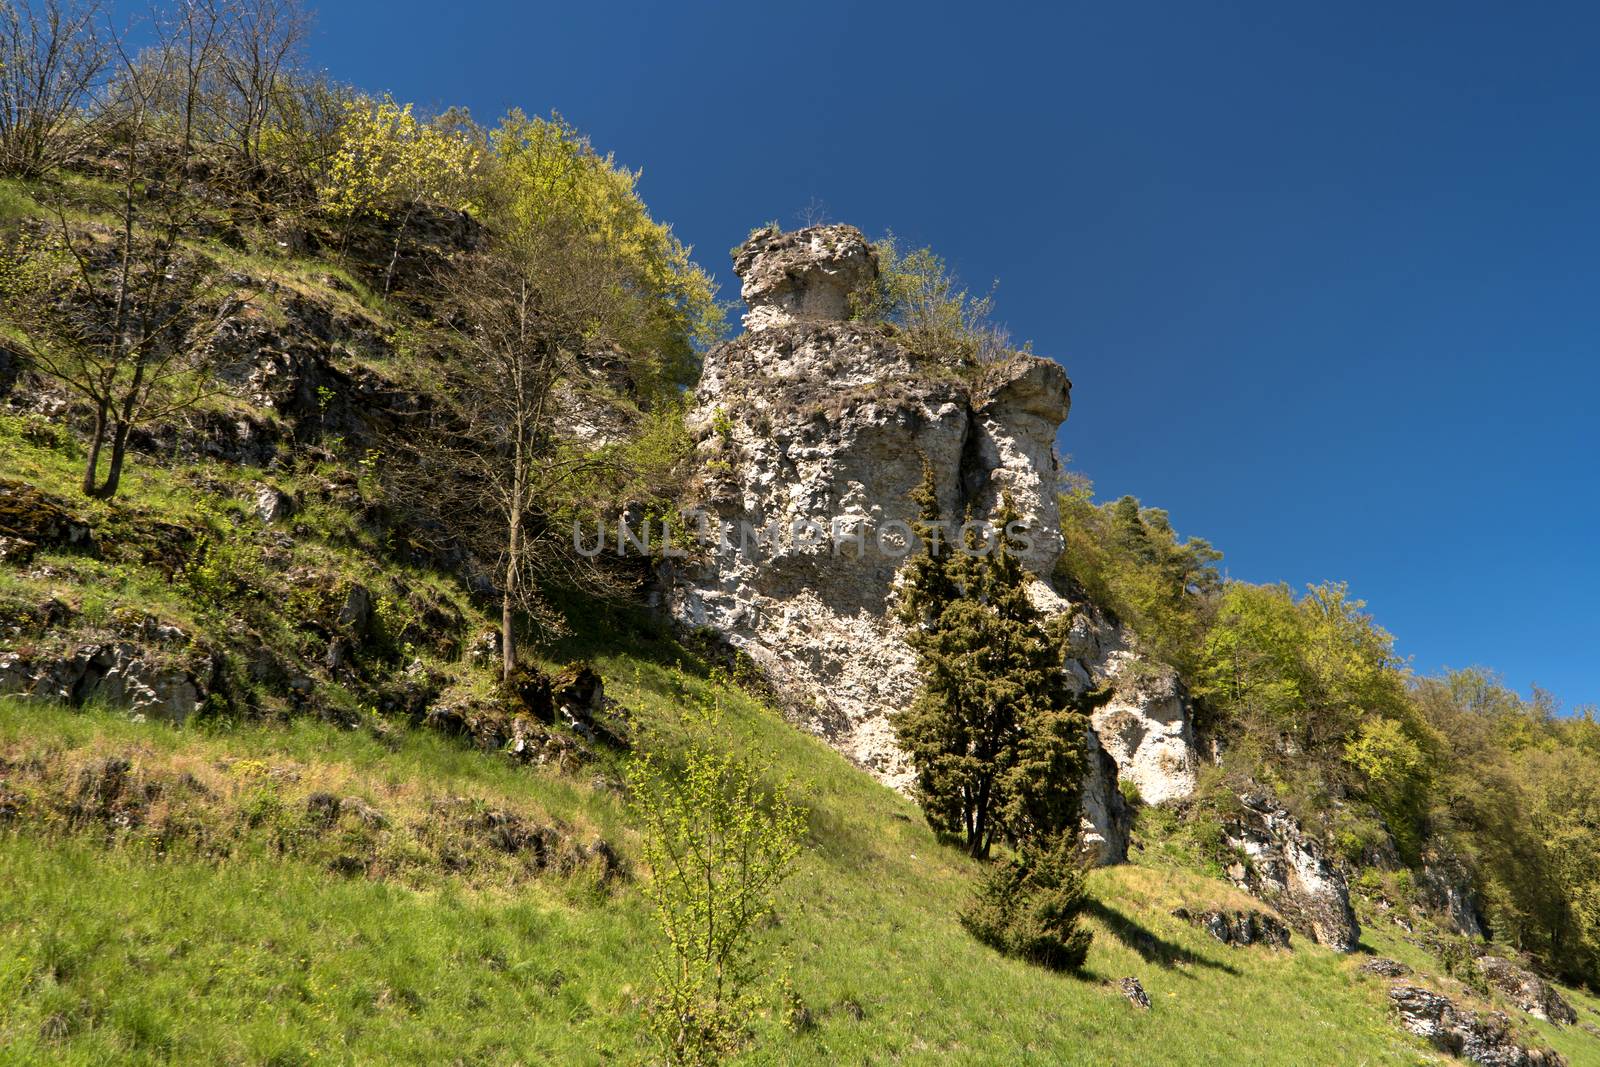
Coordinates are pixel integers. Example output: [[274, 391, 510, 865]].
[[894, 466, 1095, 859], [1055, 486, 1220, 674], [959, 838, 1094, 971]]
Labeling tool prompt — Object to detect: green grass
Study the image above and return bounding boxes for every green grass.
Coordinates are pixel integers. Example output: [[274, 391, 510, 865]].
[[0, 178, 41, 223], [0, 663, 1478, 1067]]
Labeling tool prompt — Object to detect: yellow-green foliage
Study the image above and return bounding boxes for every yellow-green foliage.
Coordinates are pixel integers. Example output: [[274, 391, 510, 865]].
[[1055, 487, 1221, 673], [1196, 581, 1412, 757], [630, 688, 805, 1064], [482, 109, 721, 396], [852, 232, 1010, 368], [1415, 670, 1600, 986], [320, 96, 480, 221]]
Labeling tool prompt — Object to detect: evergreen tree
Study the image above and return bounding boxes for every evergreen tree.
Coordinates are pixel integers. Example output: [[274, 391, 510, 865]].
[[892, 467, 1099, 859], [960, 837, 1095, 971]]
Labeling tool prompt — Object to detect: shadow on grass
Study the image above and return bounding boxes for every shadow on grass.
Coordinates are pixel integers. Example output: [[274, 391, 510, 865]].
[[1088, 899, 1241, 976]]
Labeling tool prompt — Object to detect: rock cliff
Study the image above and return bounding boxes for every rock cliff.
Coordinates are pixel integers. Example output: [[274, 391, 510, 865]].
[[667, 224, 1196, 861]]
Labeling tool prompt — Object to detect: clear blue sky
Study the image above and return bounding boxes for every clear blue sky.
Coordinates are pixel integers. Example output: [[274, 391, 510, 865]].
[[302, 0, 1599, 709]]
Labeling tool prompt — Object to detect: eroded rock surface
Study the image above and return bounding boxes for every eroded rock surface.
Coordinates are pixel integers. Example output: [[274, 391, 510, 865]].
[[1091, 651, 1198, 805], [1389, 985, 1568, 1067], [1475, 957, 1577, 1025], [1221, 793, 1360, 951], [668, 223, 1201, 862], [0, 637, 210, 724]]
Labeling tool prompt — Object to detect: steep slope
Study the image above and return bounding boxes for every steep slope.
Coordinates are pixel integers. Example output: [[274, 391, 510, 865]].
[[3, 180, 1595, 1066]]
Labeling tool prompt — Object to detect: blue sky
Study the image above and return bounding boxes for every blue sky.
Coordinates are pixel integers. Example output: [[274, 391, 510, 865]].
[[300, 1, 1598, 709]]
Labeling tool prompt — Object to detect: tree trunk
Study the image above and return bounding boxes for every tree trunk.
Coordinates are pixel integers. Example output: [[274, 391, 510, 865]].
[[384, 204, 418, 296], [81, 401, 108, 496], [502, 505, 521, 683], [970, 777, 993, 859], [97, 418, 133, 499]]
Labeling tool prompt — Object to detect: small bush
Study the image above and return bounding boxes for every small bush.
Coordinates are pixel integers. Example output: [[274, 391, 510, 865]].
[[960, 838, 1093, 972]]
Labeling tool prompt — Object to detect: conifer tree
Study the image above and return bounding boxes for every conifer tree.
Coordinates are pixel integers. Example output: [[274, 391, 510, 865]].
[[892, 466, 1099, 859], [959, 836, 1095, 971]]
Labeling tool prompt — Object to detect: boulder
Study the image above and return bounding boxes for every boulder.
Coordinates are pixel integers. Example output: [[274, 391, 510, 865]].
[[1079, 728, 1132, 864], [0, 478, 94, 552], [1475, 956, 1577, 1025], [1171, 907, 1292, 949], [1360, 957, 1413, 978], [336, 584, 374, 637], [1116, 977, 1151, 1010], [1221, 793, 1360, 952], [1389, 985, 1567, 1067], [252, 484, 294, 524]]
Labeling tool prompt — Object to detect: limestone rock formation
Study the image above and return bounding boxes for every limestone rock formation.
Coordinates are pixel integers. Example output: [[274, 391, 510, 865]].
[[1421, 851, 1489, 940], [1091, 651, 1199, 805], [1475, 957, 1577, 1025], [668, 223, 1198, 862], [1080, 728, 1134, 864], [1221, 793, 1361, 951], [0, 641, 210, 724], [1388, 985, 1568, 1067], [736, 223, 880, 332]]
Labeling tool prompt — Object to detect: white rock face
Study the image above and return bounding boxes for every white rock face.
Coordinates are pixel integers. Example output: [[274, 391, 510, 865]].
[[736, 224, 879, 332], [1092, 650, 1199, 805], [1222, 794, 1361, 952], [669, 224, 1194, 862]]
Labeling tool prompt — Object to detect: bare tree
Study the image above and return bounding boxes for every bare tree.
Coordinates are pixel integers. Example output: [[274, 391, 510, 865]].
[[0, 0, 107, 178], [0, 14, 252, 498], [388, 244, 632, 682], [213, 0, 306, 179]]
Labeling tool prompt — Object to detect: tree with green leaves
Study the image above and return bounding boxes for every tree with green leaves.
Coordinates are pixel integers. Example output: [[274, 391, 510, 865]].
[[960, 835, 1095, 971], [480, 108, 721, 400], [1055, 485, 1222, 674], [630, 686, 805, 1065], [320, 94, 480, 291], [893, 466, 1102, 968], [850, 232, 1011, 370]]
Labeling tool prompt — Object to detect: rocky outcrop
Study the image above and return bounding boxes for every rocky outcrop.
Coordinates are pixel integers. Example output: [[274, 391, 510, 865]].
[[736, 223, 879, 332], [1221, 793, 1360, 951], [1389, 985, 1568, 1067], [1422, 850, 1489, 939], [0, 478, 94, 555], [1361, 957, 1413, 978], [1080, 728, 1133, 864], [667, 223, 1199, 863], [0, 632, 211, 724], [1171, 906, 1292, 948], [1475, 957, 1577, 1025], [1091, 651, 1198, 805]]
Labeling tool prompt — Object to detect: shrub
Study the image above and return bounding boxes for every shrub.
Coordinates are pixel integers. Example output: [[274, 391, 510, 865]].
[[630, 692, 805, 1065], [960, 838, 1094, 971]]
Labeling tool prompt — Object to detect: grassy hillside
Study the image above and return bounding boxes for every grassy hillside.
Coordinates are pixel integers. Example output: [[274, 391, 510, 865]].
[[7, 631, 1596, 1066]]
